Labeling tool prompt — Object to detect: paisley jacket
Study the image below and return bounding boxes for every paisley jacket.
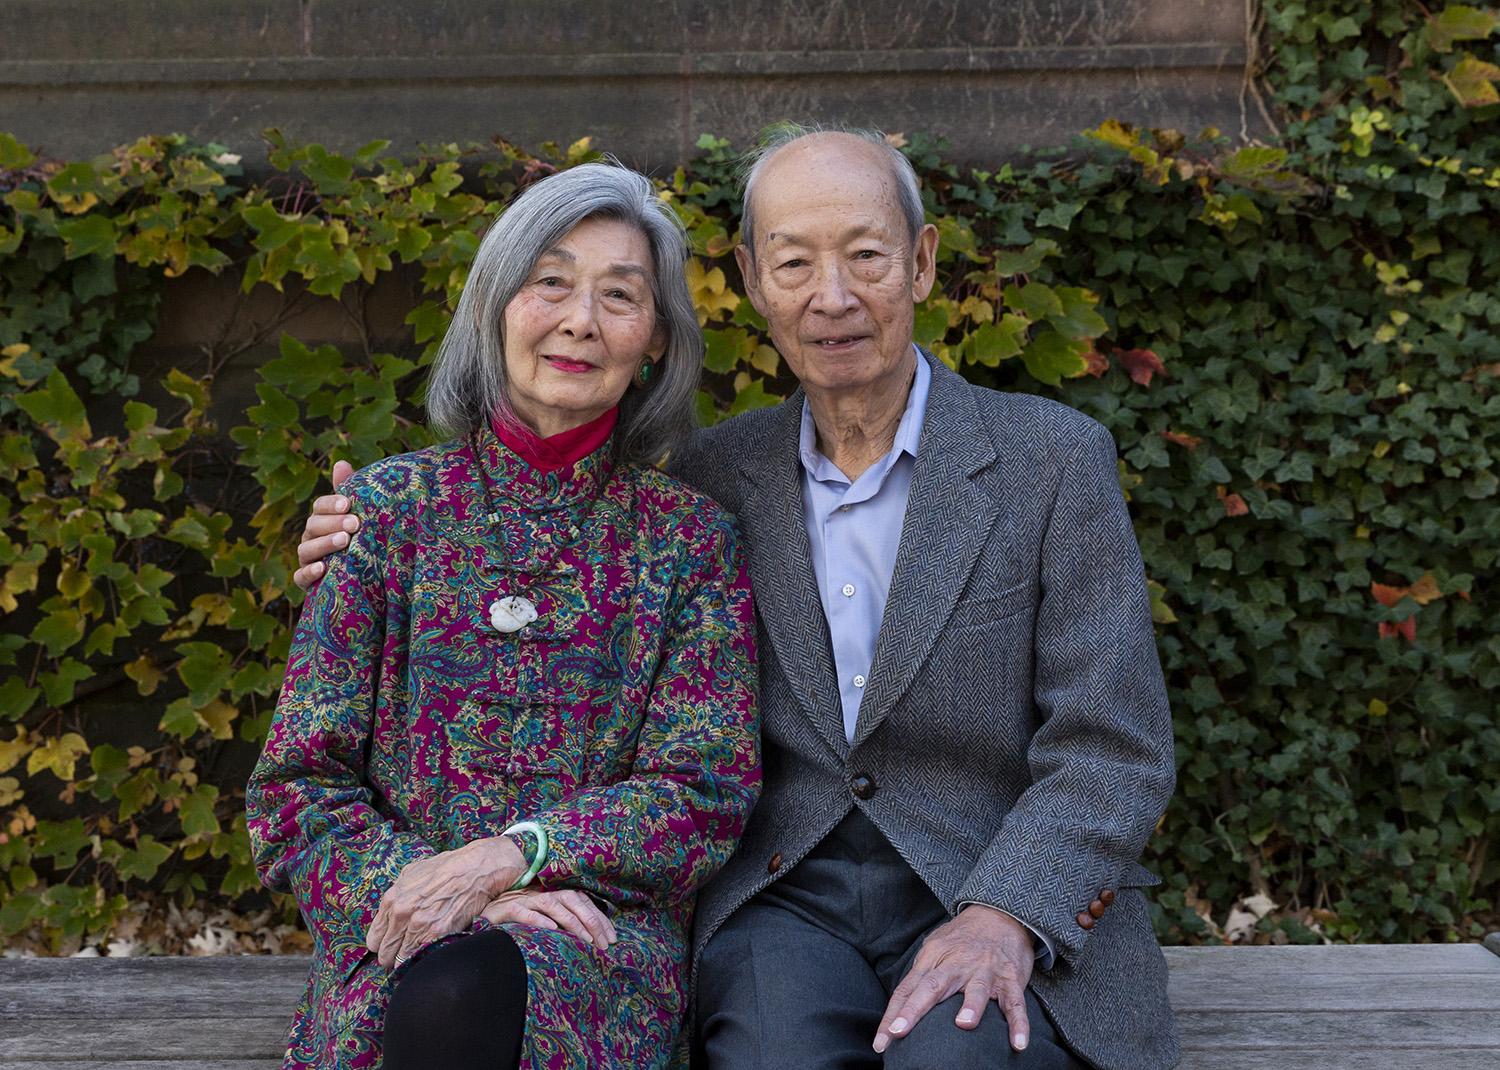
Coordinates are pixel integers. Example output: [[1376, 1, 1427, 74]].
[[246, 424, 761, 1069]]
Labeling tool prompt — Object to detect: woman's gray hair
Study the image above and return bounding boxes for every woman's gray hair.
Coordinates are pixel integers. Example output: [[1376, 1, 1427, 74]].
[[426, 161, 701, 465], [738, 122, 924, 260]]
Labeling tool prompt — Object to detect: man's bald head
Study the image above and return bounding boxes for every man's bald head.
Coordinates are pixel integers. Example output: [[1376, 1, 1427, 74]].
[[738, 125, 924, 262]]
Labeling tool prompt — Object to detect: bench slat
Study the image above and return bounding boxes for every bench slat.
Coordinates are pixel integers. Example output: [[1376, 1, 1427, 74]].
[[1177, 1008, 1500, 1048], [0, 943, 1495, 1068], [0, 1020, 287, 1061], [1178, 1051, 1500, 1070]]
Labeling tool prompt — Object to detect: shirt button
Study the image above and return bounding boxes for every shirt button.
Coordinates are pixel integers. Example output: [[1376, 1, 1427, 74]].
[[838, 504, 852, 512], [853, 674, 866, 688], [841, 583, 856, 597]]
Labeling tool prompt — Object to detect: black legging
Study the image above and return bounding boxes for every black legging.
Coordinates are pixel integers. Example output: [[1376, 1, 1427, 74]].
[[382, 928, 528, 1070]]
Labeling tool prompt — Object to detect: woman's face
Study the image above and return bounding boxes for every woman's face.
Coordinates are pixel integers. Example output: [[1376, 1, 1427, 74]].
[[501, 216, 664, 438]]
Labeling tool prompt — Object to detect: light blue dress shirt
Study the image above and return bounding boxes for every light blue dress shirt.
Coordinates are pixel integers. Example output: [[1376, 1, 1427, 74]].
[[798, 349, 1055, 966], [799, 350, 930, 744]]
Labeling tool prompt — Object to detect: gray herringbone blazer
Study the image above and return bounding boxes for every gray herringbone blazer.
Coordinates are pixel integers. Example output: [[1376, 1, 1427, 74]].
[[670, 352, 1179, 1070]]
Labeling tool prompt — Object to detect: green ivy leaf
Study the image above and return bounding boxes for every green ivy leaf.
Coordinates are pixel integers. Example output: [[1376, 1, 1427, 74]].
[[15, 370, 91, 439], [54, 215, 117, 260], [963, 316, 1027, 367], [1426, 5, 1497, 53], [1048, 287, 1110, 340], [0, 133, 34, 169], [1020, 329, 1089, 386], [115, 836, 173, 882], [1004, 282, 1063, 321]]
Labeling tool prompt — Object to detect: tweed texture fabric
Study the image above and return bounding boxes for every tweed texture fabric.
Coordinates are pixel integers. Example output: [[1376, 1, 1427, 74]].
[[670, 352, 1178, 1070], [247, 423, 761, 1070]]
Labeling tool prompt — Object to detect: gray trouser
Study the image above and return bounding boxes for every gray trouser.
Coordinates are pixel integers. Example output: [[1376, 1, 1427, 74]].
[[696, 809, 1085, 1070]]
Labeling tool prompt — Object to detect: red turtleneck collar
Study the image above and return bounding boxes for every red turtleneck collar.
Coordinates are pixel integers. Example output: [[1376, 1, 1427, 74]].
[[491, 406, 618, 474]]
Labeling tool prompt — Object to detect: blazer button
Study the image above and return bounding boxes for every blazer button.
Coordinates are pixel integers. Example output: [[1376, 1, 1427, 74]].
[[850, 774, 876, 800], [767, 852, 783, 874], [1076, 911, 1096, 930], [1099, 888, 1116, 907]]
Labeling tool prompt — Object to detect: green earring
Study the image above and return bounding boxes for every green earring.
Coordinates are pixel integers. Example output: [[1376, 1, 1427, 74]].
[[635, 357, 656, 388]]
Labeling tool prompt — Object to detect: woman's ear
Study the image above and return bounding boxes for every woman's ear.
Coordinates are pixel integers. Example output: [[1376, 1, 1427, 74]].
[[648, 319, 668, 363]]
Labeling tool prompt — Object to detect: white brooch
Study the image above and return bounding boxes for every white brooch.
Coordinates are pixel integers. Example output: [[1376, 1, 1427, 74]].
[[487, 595, 539, 634]]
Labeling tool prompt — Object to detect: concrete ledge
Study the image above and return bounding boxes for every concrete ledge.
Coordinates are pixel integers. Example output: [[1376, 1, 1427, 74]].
[[0, 44, 1244, 87]]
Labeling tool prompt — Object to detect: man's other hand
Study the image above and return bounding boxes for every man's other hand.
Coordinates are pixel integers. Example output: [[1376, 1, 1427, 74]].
[[873, 903, 1035, 1054], [294, 460, 360, 591]]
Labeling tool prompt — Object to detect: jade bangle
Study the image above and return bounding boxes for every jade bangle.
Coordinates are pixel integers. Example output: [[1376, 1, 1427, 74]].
[[500, 821, 549, 890]]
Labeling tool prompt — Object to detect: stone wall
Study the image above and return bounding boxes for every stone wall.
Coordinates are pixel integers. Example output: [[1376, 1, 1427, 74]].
[[0, 0, 1253, 168]]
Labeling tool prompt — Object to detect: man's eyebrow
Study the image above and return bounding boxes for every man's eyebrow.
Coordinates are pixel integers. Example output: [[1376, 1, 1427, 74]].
[[765, 223, 889, 246]]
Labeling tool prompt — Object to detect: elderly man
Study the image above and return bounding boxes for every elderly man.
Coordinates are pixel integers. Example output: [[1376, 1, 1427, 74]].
[[294, 127, 1177, 1070]]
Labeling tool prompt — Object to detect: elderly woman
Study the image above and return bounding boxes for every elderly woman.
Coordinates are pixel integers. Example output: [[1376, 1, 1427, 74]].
[[246, 163, 760, 1070]]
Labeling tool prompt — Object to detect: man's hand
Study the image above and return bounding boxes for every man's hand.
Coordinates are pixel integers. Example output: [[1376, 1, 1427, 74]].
[[873, 904, 1035, 1054], [294, 460, 359, 591], [481, 888, 618, 950], [366, 835, 526, 970]]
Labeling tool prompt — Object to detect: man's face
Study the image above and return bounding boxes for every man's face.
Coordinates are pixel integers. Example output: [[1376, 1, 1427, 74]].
[[735, 134, 938, 401]]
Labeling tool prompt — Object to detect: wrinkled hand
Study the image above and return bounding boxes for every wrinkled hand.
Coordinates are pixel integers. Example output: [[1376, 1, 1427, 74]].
[[481, 888, 618, 950], [366, 835, 525, 970], [293, 460, 360, 591], [873, 904, 1035, 1055]]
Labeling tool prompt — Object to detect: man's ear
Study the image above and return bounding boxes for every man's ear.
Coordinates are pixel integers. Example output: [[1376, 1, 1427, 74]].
[[910, 223, 940, 303], [735, 244, 770, 318]]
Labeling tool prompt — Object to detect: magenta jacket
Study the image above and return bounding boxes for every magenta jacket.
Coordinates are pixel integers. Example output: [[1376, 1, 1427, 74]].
[[247, 425, 761, 1069]]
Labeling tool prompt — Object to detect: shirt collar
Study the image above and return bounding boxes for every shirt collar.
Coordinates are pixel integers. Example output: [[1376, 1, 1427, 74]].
[[798, 346, 931, 484]]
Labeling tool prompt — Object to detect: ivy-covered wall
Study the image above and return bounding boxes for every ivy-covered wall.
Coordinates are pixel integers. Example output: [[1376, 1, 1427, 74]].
[[1, 1, 1496, 953]]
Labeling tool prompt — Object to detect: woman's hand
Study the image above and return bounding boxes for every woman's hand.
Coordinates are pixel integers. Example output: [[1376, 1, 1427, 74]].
[[481, 888, 618, 950], [366, 835, 526, 969]]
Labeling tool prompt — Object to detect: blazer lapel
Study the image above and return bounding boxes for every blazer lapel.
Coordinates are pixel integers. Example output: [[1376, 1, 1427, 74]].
[[851, 357, 1003, 750], [738, 396, 849, 759]]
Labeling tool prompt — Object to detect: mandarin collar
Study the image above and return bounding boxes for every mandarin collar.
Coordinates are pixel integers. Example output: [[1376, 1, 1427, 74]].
[[474, 417, 616, 509]]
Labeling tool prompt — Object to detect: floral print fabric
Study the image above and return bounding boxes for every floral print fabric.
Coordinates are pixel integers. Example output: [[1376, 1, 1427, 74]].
[[246, 424, 761, 1069]]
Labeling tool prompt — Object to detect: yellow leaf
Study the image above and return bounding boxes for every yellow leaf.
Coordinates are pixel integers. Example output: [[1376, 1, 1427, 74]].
[[190, 593, 233, 627], [1407, 573, 1443, 606], [686, 258, 740, 325], [1445, 56, 1500, 107], [26, 732, 89, 782], [57, 563, 89, 600], [0, 730, 34, 774], [750, 345, 780, 376], [1367, 698, 1388, 717], [0, 344, 37, 387], [0, 777, 22, 806], [198, 699, 239, 741], [124, 655, 164, 697], [56, 192, 99, 215]]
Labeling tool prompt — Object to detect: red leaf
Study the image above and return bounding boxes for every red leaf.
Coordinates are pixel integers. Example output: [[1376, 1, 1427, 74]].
[[1370, 581, 1405, 608], [1162, 430, 1202, 450], [1082, 349, 1110, 377], [1378, 616, 1417, 643], [1118, 348, 1166, 386], [1216, 486, 1249, 516]]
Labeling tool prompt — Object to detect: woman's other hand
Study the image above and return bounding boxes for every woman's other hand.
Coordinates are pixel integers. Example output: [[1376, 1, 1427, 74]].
[[367, 836, 526, 969], [294, 460, 361, 591], [481, 888, 618, 950]]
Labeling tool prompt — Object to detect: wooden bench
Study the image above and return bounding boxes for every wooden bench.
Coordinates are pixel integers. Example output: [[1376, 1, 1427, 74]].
[[3, 937, 1498, 1068]]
